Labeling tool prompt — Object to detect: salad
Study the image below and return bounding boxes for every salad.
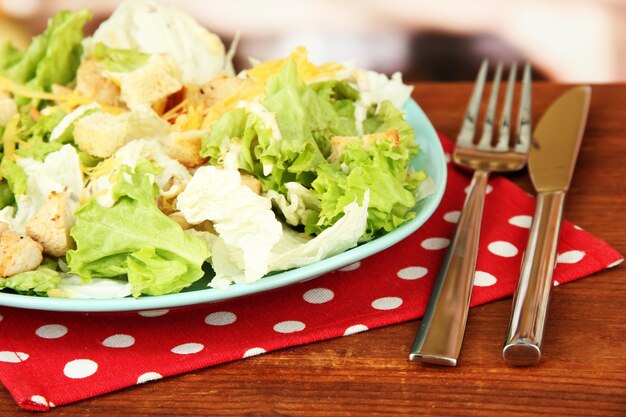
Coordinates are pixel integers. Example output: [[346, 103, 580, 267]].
[[0, 0, 433, 299]]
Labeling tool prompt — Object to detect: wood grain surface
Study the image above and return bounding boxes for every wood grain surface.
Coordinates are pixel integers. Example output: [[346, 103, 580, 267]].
[[1, 83, 624, 416]]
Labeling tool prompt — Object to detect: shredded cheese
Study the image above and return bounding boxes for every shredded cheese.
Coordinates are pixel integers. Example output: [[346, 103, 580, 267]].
[[0, 75, 125, 115]]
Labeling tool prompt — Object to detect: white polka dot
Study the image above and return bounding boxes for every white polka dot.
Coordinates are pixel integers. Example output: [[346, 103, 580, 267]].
[[137, 372, 162, 384], [30, 395, 48, 407], [371, 297, 403, 310], [557, 250, 585, 264], [474, 271, 497, 287], [421, 238, 450, 250], [397, 266, 428, 280], [204, 311, 237, 326], [171, 343, 204, 355], [443, 211, 460, 223], [303, 288, 334, 304], [0, 351, 28, 363], [0, 314, 3, 322], [339, 262, 361, 272], [553, 281, 560, 287], [138, 309, 169, 317], [607, 259, 623, 268], [444, 153, 451, 163], [573, 225, 583, 230], [488, 241, 519, 257], [509, 215, 533, 229], [35, 324, 68, 339], [102, 334, 135, 348], [273, 321, 306, 333], [243, 347, 266, 358], [344, 324, 369, 336], [63, 359, 98, 379]]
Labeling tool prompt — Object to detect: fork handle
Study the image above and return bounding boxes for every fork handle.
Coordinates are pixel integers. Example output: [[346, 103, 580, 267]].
[[410, 169, 490, 366], [503, 191, 565, 366]]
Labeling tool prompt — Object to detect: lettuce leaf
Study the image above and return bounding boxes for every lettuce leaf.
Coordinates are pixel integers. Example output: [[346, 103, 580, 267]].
[[66, 161, 210, 297], [15, 108, 65, 160], [1, 10, 91, 99], [202, 60, 357, 193], [93, 42, 150, 73], [0, 181, 14, 209], [0, 267, 61, 296], [0, 158, 26, 196], [308, 125, 424, 237]]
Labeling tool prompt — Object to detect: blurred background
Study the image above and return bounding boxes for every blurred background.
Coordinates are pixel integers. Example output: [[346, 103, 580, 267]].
[[0, 0, 625, 83]]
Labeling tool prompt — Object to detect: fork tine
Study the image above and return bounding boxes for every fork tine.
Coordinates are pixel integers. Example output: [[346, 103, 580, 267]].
[[494, 63, 518, 151], [477, 62, 503, 150], [514, 63, 532, 153], [457, 59, 489, 147]]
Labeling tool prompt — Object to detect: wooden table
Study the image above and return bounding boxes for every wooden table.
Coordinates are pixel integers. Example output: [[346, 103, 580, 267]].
[[1, 83, 624, 416]]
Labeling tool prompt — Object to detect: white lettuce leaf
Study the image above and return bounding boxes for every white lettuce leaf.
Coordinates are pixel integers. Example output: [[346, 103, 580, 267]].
[[269, 190, 369, 271], [176, 166, 283, 287], [89, 0, 227, 84]]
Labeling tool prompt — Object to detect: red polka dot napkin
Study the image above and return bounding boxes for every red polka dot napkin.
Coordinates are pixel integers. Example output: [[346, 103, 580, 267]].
[[0, 135, 622, 411]]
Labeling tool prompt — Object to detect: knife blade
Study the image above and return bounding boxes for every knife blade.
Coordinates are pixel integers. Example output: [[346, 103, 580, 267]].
[[503, 86, 591, 366]]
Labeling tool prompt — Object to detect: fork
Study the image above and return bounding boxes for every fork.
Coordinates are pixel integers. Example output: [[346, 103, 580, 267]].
[[409, 60, 532, 366]]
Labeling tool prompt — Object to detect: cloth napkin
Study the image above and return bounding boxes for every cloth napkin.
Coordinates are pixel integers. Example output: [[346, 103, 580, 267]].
[[0, 135, 621, 411]]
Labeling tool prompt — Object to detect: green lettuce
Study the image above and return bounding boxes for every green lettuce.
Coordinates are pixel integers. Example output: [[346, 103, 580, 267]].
[[202, 60, 356, 192], [0, 267, 61, 296], [15, 109, 65, 160], [0, 10, 91, 104], [0, 181, 14, 209], [66, 161, 210, 297], [0, 158, 26, 196], [93, 42, 150, 73]]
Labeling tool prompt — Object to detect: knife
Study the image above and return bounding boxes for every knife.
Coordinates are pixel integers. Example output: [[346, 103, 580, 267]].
[[503, 86, 591, 366]]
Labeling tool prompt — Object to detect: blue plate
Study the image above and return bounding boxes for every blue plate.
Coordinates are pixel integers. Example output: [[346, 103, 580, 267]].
[[0, 99, 447, 312]]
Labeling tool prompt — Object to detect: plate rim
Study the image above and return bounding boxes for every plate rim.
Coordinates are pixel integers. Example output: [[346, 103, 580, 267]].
[[0, 98, 447, 312]]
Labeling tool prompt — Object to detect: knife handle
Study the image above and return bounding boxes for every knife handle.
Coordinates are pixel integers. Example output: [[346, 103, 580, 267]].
[[410, 169, 489, 366], [503, 190, 565, 366]]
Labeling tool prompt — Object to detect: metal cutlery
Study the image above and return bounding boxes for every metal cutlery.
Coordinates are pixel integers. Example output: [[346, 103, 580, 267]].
[[503, 86, 591, 366], [410, 60, 532, 366]]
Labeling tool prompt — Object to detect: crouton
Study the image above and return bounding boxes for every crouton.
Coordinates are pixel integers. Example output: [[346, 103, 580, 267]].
[[329, 129, 400, 162], [198, 72, 253, 108], [119, 54, 183, 110], [160, 130, 206, 168], [0, 222, 43, 277], [25, 191, 75, 257], [73, 111, 129, 158], [76, 59, 122, 106], [0, 98, 17, 125]]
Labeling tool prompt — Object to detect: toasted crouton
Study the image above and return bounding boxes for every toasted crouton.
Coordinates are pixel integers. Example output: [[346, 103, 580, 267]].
[[73, 111, 129, 158], [329, 129, 400, 163], [25, 191, 74, 257], [76, 59, 121, 106], [0, 98, 17, 125], [161, 130, 206, 168], [119, 54, 183, 110], [0, 222, 43, 277], [198, 72, 253, 107]]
